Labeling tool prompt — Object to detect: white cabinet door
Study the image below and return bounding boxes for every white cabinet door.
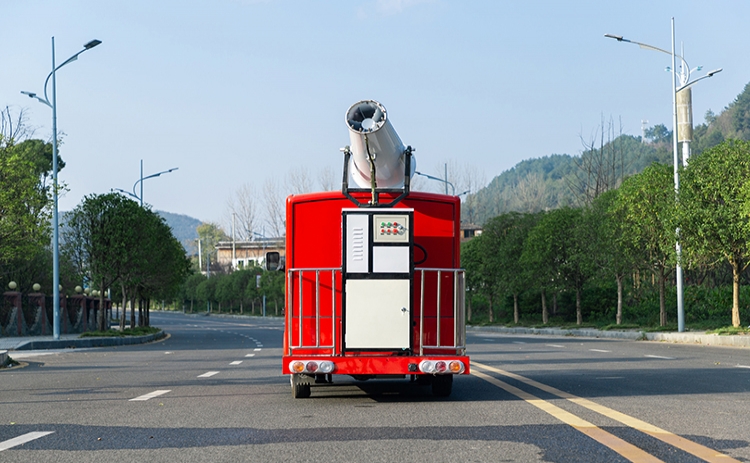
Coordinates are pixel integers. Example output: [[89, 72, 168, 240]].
[[345, 279, 410, 349]]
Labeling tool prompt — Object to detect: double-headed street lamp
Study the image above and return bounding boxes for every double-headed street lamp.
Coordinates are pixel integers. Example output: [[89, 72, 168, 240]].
[[21, 37, 102, 340], [113, 159, 178, 207], [606, 18, 722, 333]]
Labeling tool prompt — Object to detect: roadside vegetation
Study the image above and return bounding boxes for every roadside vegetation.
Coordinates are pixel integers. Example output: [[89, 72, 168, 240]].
[[80, 326, 162, 338]]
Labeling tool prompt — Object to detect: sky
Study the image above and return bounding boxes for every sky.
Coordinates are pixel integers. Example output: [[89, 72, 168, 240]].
[[2, 0, 749, 227]]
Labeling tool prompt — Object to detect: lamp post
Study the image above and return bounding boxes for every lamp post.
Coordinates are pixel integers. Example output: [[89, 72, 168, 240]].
[[114, 160, 178, 206], [21, 37, 102, 340], [605, 18, 722, 333], [415, 170, 456, 195]]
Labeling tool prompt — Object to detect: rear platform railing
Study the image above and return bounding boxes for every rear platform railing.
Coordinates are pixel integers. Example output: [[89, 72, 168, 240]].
[[286, 267, 466, 356]]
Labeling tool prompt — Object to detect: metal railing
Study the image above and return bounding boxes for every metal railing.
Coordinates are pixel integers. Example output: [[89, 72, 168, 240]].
[[287, 268, 340, 354], [286, 267, 466, 356]]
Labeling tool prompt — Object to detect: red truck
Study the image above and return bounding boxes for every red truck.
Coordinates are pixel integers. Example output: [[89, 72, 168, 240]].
[[281, 100, 469, 398]]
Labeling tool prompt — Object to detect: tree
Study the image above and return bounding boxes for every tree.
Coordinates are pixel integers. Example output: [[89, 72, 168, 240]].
[[262, 178, 286, 238], [226, 183, 258, 241], [522, 207, 592, 325], [197, 222, 229, 274], [0, 108, 56, 282], [589, 189, 634, 324], [64, 193, 140, 330], [481, 212, 539, 323], [611, 163, 676, 326], [681, 140, 750, 328]]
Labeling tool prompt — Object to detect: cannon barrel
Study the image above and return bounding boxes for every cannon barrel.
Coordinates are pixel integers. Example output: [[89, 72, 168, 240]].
[[345, 100, 416, 189]]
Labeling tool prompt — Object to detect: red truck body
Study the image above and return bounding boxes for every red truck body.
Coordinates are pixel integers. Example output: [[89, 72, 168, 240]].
[[282, 190, 469, 398]]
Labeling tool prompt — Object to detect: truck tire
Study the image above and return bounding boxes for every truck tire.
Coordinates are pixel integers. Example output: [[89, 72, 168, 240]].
[[431, 375, 452, 397]]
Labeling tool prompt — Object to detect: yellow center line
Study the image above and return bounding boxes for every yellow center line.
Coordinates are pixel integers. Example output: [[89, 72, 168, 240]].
[[472, 361, 739, 463], [472, 370, 663, 462]]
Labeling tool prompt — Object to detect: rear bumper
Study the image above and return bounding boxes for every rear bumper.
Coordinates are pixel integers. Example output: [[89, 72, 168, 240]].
[[282, 355, 470, 375]]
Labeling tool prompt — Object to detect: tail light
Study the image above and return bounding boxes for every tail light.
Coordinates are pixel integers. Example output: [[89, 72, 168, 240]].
[[288, 360, 335, 374], [419, 359, 464, 375]]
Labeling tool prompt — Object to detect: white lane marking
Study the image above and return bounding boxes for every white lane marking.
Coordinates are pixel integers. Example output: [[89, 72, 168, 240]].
[[589, 349, 612, 353], [256, 345, 263, 348], [130, 390, 171, 402], [735, 365, 750, 369], [645, 354, 675, 360], [165, 352, 173, 355], [230, 361, 243, 365], [253, 348, 261, 351], [547, 344, 565, 348], [0, 431, 54, 452], [198, 371, 220, 378], [245, 354, 255, 357], [482, 339, 495, 341], [512, 341, 526, 344]]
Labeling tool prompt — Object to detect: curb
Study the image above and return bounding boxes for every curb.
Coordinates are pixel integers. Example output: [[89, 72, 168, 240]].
[[0, 350, 7, 366], [468, 325, 750, 348], [11, 331, 167, 351]]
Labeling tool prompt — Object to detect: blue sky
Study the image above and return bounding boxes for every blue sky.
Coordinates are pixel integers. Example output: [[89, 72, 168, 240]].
[[2, 0, 749, 226]]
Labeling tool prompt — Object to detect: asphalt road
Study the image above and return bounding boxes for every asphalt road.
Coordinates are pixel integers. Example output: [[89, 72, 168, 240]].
[[1, 312, 749, 462]]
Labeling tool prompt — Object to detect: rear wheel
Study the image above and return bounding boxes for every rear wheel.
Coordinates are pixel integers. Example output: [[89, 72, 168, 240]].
[[291, 374, 311, 399], [431, 375, 453, 397]]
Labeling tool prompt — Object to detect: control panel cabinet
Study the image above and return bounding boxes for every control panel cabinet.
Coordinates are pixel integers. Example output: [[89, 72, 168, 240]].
[[343, 209, 413, 350]]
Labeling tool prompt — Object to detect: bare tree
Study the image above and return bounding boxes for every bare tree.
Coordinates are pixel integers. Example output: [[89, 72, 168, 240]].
[[514, 172, 547, 213], [225, 183, 257, 241], [286, 166, 313, 195], [568, 115, 632, 205], [262, 178, 285, 238], [1, 106, 31, 145], [317, 165, 337, 191]]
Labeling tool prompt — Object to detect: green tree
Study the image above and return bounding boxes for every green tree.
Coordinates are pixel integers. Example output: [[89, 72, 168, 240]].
[[522, 207, 591, 325], [612, 163, 676, 326], [481, 212, 539, 323], [681, 140, 750, 328], [65, 193, 139, 330], [0, 109, 56, 283], [589, 189, 634, 324]]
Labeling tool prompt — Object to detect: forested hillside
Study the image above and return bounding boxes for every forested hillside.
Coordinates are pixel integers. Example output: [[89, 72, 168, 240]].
[[157, 211, 201, 252], [467, 82, 750, 225]]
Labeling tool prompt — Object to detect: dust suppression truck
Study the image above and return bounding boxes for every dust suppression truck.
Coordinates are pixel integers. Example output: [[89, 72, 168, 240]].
[[282, 100, 469, 398]]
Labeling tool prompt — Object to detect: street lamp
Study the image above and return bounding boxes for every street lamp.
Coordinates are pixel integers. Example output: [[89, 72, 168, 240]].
[[21, 37, 102, 340], [113, 159, 178, 206], [415, 170, 456, 195], [605, 18, 722, 333]]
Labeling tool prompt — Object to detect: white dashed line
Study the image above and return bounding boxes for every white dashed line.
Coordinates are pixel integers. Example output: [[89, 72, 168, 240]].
[[198, 371, 220, 378], [130, 390, 171, 402], [512, 341, 527, 344], [245, 354, 256, 357], [230, 361, 243, 365], [645, 354, 675, 360], [0, 432, 54, 452], [589, 349, 611, 353], [547, 344, 565, 348], [254, 348, 262, 351]]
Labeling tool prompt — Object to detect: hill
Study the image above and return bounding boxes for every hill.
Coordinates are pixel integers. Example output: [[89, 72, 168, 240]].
[[466, 81, 750, 225], [157, 210, 201, 253]]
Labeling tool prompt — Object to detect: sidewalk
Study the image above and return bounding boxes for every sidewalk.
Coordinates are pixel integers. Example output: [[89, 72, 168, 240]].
[[469, 325, 750, 348]]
